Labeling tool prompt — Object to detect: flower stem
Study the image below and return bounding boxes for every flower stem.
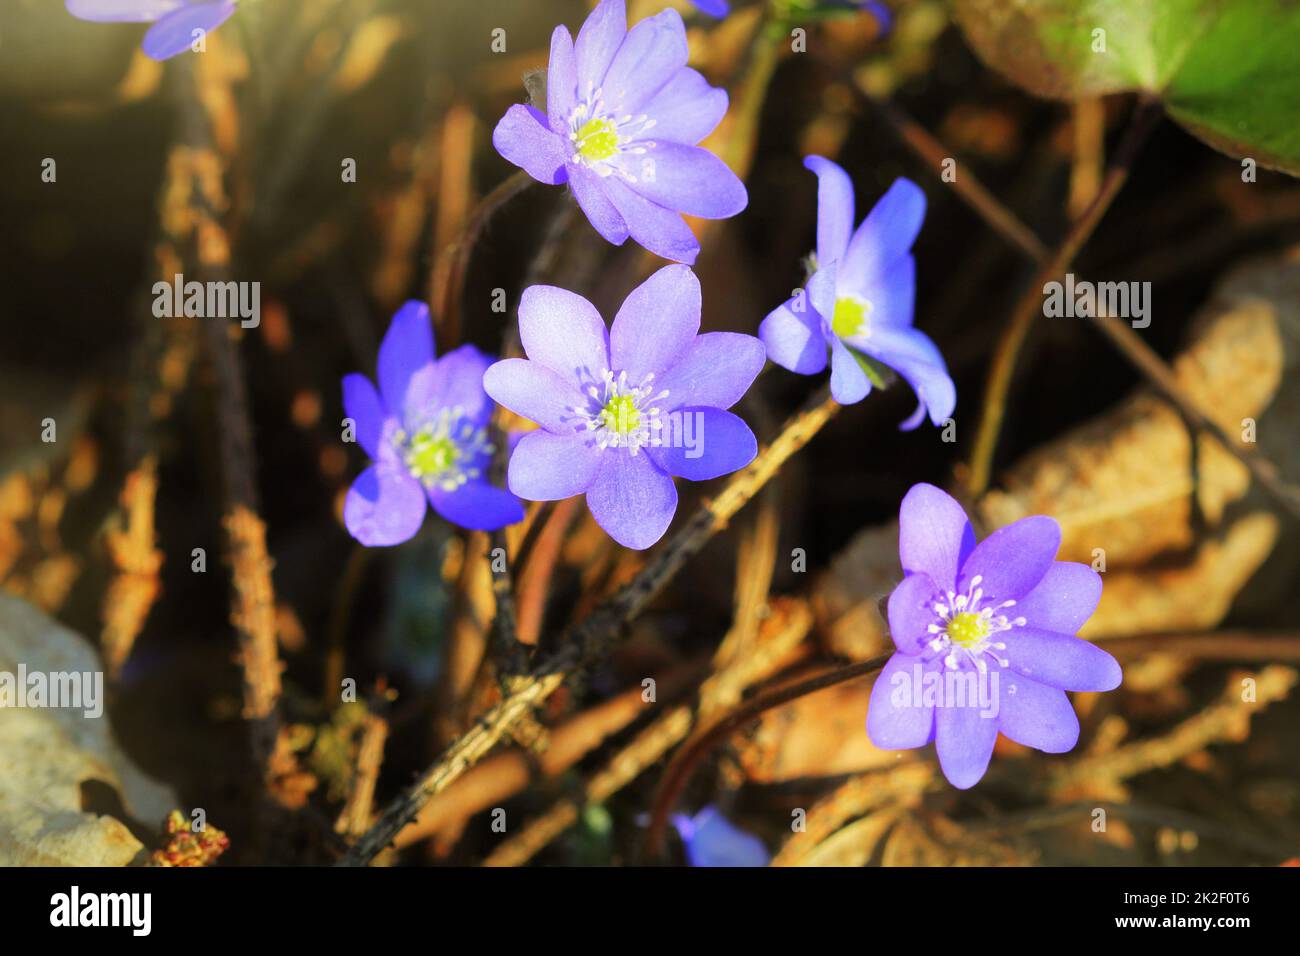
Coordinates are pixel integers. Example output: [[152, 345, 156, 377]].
[[642, 652, 891, 860], [965, 97, 1163, 498], [339, 383, 841, 865]]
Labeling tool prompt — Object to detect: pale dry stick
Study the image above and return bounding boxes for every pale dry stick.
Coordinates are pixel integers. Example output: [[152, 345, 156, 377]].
[[482, 598, 815, 867], [335, 710, 390, 839], [396, 657, 711, 852], [967, 97, 1165, 497], [485, 707, 696, 868], [771, 762, 935, 867], [1050, 664, 1297, 792], [1068, 98, 1106, 220], [100, 457, 164, 680], [340, 385, 841, 864], [645, 651, 893, 858], [969, 800, 1286, 860]]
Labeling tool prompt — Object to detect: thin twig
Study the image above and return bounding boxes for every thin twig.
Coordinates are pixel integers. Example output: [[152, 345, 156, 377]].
[[966, 97, 1164, 497], [177, 58, 290, 787], [339, 384, 842, 865], [644, 652, 891, 859], [482, 597, 814, 866], [335, 707, 390, 839], [436, 169, 534, 348], [828, 56, 1048, 263], [1084, 313, 1300, 520]]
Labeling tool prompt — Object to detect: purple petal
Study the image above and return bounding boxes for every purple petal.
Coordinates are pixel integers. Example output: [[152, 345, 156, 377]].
[[1013, 562, 1103, 636], [586, 450, 677, 549], [574, 0, 627, 95], [805, 262, 837, 324], [865, 325, 956, 428], [887, 571, 938, 655], [657, 332, 765, 410], [1003, 627, 1122, 692], [427, 481, 524, 532], [341, 373, 385, 459], [546, 26, 578, 122], [603, 177, 700, 264], [420, 344, 493, 427], [492, 105, 570, 186], [828, 334, 871, 404], [483, 358, 587, 433], [610, 264, 700, 382], [629, 142, 747, 219], [675, 806, 768, 867], [344, 465, 427, 547], [507, 430, 603, 500], [841, 177, 926, 281], [377, 301, 435, 424], [568, 163, 630, 245], [141, 1, 235, 60], [66, 0, 181, 22], [641, 68, 727, 145], [838, 252, 914, 328], [690, 0, 731, 17], [898, 482, 975, 593], [600, 9, 688, 114], [958, 515, 1061, 603], [804, 155, 854, 266], [650, 407, 755, 481], [759, 298, 827, 375], [518, 285, 610, 387], [998, 675, 1080, 753], [867, 653, 937, 750], [934, 696, 998, 789]]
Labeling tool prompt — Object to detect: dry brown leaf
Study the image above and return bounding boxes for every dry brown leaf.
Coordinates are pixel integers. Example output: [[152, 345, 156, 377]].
[[0, 594, 175, 865]]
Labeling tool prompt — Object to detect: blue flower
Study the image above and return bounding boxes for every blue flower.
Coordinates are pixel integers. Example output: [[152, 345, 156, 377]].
[[341, 302, 524, 545], [867, 484, 1122, 789], [491, 0, 747, 264], [66, 0, 237, 61], [483, 265, 765, 550], [671, 805, 769, 866], [760, 156, 955, 428]]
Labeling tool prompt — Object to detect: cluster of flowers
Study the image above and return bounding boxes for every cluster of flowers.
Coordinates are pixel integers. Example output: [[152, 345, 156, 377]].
[[72, 0, 1121, 812]]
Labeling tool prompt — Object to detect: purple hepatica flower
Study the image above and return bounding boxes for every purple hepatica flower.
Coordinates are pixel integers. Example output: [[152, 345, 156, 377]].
[[491, 0, 747, 265], [671, 806, 769, 867], [66, 1, 237, 61], [342, 302, 524, 546], [483, 265, 765, 551], [760, 156, 954, 429], [866, 483, 1122, 789]]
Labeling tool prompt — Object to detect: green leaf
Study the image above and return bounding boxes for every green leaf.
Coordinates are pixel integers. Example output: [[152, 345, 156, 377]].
[[852, 349, 897, 389], [952, 0, 1300, 176]]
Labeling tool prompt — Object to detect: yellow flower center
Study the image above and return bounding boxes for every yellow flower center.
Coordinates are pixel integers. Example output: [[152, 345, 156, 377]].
[[946, 611, 989, 648], [574, 117, 620, 162], [600, 394, 641, 435], [831, 295, 873, 339], [406, 429, 459, 479]]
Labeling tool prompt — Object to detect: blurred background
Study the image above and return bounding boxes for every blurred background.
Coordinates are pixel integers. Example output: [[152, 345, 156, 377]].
[[1, 0, 1298, 866]]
